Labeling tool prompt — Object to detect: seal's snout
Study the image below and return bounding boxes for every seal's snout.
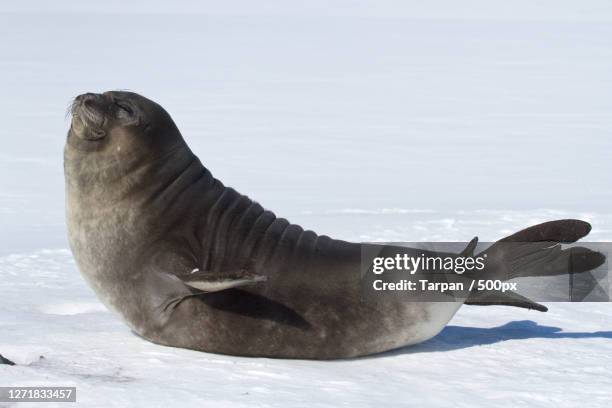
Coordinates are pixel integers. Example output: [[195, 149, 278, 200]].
[[76, 92, 100, 105], [70, 92, 108, 141], [74, 92, 107, 114]]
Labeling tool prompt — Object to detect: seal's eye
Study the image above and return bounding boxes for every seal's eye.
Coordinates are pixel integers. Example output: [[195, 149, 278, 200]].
[[115, 101, 134, 119]]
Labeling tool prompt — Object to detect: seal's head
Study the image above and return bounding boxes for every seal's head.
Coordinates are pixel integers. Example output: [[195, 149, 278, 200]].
[[65, 91, 192, 197], [67, 91, 184, 157]]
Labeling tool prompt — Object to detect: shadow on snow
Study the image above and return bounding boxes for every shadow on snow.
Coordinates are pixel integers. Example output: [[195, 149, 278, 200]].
[[387, 320, 612, 356]]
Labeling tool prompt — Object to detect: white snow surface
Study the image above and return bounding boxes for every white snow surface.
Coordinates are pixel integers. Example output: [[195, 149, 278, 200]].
[[1, 1, 611, 407]]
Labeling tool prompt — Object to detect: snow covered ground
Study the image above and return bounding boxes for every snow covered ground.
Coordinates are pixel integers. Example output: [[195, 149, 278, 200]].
[[1, 1, 611, 407]]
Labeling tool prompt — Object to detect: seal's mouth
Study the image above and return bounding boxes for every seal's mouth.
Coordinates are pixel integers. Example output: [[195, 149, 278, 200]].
[[69, 93, 109, 141]]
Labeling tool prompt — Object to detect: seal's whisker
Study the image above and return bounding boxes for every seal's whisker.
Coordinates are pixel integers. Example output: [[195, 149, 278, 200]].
[[65, 98, 77, 120]]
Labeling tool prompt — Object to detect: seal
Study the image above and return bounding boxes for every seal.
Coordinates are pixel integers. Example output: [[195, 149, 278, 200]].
[[65, 91, 605, 359]]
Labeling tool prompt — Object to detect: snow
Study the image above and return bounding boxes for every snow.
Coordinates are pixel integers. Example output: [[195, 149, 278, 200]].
[[1, 1, 611, 407]]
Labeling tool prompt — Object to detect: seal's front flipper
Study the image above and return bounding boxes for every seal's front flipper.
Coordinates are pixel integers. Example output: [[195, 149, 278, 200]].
[[150, 269, 267, 314], [179, 270, 267, 292]]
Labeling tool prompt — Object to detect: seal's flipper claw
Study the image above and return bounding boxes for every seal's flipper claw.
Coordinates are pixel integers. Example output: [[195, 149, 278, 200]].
[[180, 270, 267, 293]]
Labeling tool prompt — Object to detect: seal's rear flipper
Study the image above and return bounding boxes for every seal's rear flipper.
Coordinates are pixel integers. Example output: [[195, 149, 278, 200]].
[[465, 290, 548, 312], [498, 219, 591, 244], [180, 270, 267, 292], [475, 218, 605, 283]]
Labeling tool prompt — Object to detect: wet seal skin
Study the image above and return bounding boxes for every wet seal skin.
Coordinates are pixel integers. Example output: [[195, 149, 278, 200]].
[[64, 91, 605, 359]]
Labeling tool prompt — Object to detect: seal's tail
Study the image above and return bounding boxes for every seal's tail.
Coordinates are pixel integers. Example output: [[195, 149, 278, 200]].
[[463, 220, 606, 312]]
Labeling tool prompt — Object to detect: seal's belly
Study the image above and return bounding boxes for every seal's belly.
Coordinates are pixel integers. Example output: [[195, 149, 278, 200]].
[[393, 301, 462, 347]]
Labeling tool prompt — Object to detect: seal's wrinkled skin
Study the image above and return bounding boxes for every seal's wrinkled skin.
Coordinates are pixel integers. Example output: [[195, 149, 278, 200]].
[[65, 91, 604, 359]]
